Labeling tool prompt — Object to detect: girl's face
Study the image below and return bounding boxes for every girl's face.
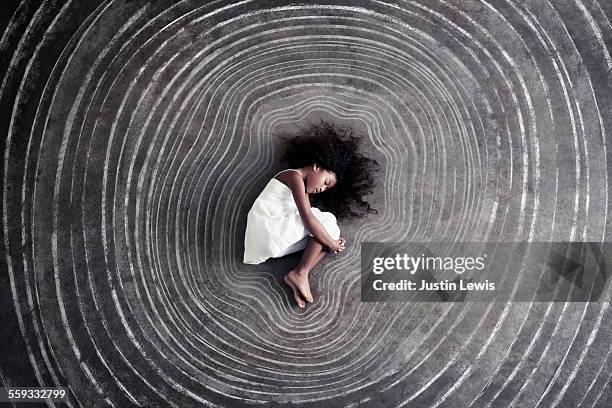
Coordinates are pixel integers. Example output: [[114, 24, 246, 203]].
[[306, 164, 337, 194]]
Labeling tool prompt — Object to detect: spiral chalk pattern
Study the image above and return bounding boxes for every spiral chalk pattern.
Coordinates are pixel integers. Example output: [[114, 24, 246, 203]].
[[2, 0, 612, 406]]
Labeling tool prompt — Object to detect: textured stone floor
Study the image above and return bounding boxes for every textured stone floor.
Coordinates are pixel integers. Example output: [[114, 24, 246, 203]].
[[1, 0, 612, 407]]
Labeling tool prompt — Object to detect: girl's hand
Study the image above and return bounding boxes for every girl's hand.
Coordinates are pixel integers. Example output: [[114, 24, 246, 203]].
[[330, 237, 346, 253]]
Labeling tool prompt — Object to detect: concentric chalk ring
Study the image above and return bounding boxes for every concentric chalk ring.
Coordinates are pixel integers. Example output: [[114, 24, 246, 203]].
[[2, 1, 612, 406]]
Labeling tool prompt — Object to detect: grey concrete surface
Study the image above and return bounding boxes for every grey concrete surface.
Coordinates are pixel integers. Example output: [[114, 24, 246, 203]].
[[1, 0, 612, 407]]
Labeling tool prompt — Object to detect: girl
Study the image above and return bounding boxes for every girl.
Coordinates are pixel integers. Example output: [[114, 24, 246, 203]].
[[243, 121, 379, 308]]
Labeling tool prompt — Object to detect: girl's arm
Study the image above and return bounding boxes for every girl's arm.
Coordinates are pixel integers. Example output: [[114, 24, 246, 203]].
[[284, 172, 337, 249]]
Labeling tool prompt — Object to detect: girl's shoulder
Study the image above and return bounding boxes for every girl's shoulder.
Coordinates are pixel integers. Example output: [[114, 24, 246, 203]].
[[273, 169, 305, 192], [273, 168, 300, 179]]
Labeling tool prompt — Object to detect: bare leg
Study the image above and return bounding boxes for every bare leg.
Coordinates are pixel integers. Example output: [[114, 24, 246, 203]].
[[297, 237, 327, 272], [283, 237, 327, 307]]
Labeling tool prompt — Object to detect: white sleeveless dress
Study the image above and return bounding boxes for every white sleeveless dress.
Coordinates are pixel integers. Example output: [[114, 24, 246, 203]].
[[243, 169, 341, 265]]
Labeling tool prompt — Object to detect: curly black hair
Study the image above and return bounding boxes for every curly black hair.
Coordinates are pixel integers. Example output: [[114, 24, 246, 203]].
[[279, 120, 380, 220]]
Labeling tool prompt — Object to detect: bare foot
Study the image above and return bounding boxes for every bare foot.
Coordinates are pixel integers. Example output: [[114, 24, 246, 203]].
[[284, 269, 314, 305], [283, 274, 305, 308]]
